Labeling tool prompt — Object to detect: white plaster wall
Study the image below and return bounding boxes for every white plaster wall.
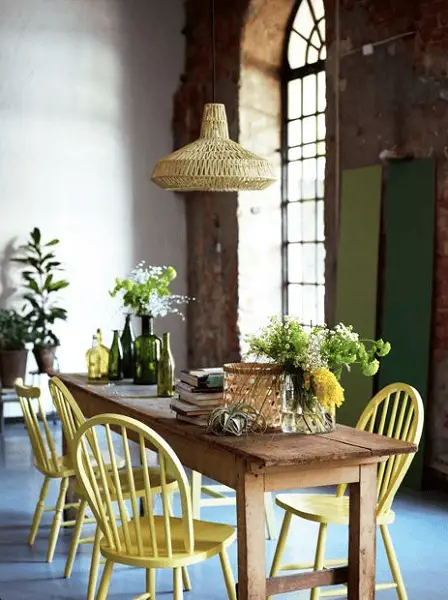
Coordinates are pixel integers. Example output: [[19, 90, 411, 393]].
[[0, 0, 186, 416]]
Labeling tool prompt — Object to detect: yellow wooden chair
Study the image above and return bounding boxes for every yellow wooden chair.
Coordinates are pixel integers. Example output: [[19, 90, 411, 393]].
[[15, 378, 92, 562], [48, 376, 189, 600], [73, 413, 237, 600], [269, 382, 424, 600]]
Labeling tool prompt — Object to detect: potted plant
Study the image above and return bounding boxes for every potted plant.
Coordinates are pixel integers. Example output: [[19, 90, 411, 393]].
[[246, 317, 391, 434], [109, 261, 191, 384], [0, 309, 32, 387], [13, 228, 69, 374]]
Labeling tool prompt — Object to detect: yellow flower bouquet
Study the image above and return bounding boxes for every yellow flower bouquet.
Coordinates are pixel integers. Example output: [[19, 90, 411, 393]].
[[246, 316, 391, 434]]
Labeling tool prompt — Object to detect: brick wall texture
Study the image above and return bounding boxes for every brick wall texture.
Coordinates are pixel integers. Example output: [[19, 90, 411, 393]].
[[174, 0, 448, 463]]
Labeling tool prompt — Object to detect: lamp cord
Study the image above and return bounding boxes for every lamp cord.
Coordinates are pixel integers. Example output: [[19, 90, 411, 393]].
[[211, 0, 216, 102]]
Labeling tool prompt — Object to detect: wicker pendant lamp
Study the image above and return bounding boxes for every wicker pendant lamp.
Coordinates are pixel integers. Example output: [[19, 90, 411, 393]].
[[151, 0, 276, 192]]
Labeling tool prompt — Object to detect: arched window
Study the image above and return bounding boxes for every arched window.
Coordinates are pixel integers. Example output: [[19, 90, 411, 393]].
[[282, 0, 326, 326]]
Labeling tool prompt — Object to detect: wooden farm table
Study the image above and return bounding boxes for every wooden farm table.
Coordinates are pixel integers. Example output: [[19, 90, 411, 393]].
[[58, 374, 417, 600]]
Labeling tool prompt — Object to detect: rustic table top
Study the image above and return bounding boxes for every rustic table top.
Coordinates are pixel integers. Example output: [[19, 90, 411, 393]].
[[58, 373, 417, 473]]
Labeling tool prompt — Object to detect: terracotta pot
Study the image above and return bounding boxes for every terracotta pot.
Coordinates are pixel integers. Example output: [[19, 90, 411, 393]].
[[0, 349, 28, 388], [33, 346, 57, 374]]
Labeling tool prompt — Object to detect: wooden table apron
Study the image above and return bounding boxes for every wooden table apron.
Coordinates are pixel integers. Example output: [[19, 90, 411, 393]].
[[58, 374, 417, 600]]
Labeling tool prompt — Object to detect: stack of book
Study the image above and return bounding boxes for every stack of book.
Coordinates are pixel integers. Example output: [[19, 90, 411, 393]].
[[170, 368, 224, 426]]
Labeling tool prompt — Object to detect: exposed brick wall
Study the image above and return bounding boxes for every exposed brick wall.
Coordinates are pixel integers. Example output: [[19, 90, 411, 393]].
[[174, 0, 448, 465]]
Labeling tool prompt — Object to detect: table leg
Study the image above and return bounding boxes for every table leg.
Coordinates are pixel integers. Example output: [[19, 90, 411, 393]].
[[236, 472, 266, 600], [348, 463, 377, 600]]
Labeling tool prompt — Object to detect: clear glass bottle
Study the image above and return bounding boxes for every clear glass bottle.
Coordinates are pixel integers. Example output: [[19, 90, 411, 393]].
[[96, 328, 110, 379], [108, 330, 123, 381], [120, 314, 135, 379], [157, 332, 175, 397], [87, 335, 102, 381], [133, 315, 161, 385]]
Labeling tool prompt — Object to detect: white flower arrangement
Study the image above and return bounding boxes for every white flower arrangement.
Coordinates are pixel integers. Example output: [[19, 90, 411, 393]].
[[109, 261, 193, 319]]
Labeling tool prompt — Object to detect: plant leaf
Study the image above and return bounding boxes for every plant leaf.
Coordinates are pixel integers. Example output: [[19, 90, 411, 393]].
[[48, 280, 69, 292], [45, 239, 59, 246], [31, 228, 41, 244]]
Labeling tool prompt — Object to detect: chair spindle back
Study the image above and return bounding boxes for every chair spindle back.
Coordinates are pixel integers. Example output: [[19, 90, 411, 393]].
[[15, 378, 60, 474], [73, 414, 194, 558], [336, 383, 424, 514]]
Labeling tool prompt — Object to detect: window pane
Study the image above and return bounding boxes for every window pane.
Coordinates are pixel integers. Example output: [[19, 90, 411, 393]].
[[320, 44, 327, 60], [288, 79, 302, 120], [288, 31, 307, 69], [288, 284, 303, 318], [302, 143, 316, 158], [302, 74, 316, 116], [317, 200, 324, 240], [310, 31, 320, 49], [302, 243, 318, 283], [301, 201, 317, 242], [303, 285, 318, 326], [302, 116, 316, 143], [316, 243, 325, 284], [288, 119, 301, 146], [317, 157, 325, 197], [288, 147, 302, 161], [287, 203, 301, 242], [317, 141, 326, 156], [317, 285, 325, 324], [312, 0, 325, 21], [317, 113, 326, 140], [301, 158, 316, 199], [288, 160, 302, 201], [293, 0, 314, 41], [288, 244, 303, 282], [307, 45, 319, 64], [317, 71, 326, 111]]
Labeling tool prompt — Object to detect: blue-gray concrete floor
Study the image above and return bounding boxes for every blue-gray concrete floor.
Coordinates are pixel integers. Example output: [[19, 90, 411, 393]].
[[0, 422, 447, 599]]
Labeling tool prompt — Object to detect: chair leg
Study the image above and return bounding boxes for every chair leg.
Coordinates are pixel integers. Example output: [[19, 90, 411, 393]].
[[182, 566, 192, 591], [64, 498, 88, 578], [167, 491, 191, 591], [380, 525, 407, 600], [28, 476, 50, 546], [46, 477, 69, 562], [173, 567, 183, 600], [310, 523, 328, 600], [264, 492, 278, 540], [87, 526, 102, 600], [219, 549, 237, 600], [269, 511, 292, 577], [96, 559, 113, 600], [146, 569, 156, 597]]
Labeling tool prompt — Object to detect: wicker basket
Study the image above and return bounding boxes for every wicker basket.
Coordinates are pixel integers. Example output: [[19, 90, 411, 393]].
[[223, 362, 284, 429]]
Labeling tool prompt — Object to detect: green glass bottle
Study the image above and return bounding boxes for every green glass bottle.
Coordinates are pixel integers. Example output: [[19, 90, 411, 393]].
[[108, 330, 123, 381], [157, 332, 175, 397], [120, 314, 135, 379], [134, 315, 161, 385]]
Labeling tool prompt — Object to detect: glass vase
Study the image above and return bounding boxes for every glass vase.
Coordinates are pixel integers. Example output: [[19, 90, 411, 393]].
[[281, 370, 335, 434], [121, 314, 135, 379], [157, 332, 175, 397], [133, 314, 161, 385]]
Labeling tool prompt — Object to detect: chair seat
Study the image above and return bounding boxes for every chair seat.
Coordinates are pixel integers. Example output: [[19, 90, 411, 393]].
[[100, 516, 236, 569], [74, 466, 178, 500], [275, 493, 395, 526], [35, 455, 76, 478]]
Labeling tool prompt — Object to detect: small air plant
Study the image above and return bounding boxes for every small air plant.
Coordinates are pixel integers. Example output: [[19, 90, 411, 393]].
[[207, 402, 267, 437]]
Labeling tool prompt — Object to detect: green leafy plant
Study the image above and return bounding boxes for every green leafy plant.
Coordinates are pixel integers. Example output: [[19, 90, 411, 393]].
[[246, 316, 391, 379], [0, 309, 32, 350], [109, 262, 192, 318], [12, 228, 69, 347]]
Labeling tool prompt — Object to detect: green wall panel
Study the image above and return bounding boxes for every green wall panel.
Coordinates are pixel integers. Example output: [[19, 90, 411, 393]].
[[378, 158, 435, 489], [335, 166, 382, 426]]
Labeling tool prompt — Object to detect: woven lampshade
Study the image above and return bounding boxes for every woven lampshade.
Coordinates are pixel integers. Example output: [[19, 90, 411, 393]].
[[151, 103, 276, 192]]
